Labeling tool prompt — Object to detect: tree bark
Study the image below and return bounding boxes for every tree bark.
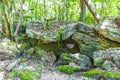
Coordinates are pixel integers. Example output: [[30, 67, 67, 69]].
[[14, 0, 23, 41], [83, 0, 100, 24], [80, 0, 86, 22]]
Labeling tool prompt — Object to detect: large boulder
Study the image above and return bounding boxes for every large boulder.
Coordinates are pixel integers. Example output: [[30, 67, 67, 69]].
[[72, 32, 101, 58], [72, 21, 120, 58], [95, 19, 120, 43], [93, 48, 120, 71], [26, 21, 78, 44]]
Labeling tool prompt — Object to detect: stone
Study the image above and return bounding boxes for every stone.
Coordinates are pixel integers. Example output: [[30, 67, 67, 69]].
[[102, 60, 118, 71], [0, 72, 5, 80], [0, 40, 20, 60], [58, 53, 92, 70], [93, 48, 120, 71], [35, 48, 56, 66], [95, 19, 120, 43], [77, 54, 92, 68], [113, 54, 120, 68], [26, 21, 78, 44], [94, 57, 104, 66], [77, 22, 95, 36], [57, 53, 71, 65], [69, 53, 93, 69], [72, 32, 101, 58]]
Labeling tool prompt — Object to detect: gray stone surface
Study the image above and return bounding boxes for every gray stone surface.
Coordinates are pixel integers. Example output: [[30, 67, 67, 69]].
[[93, 48, 120, 71]]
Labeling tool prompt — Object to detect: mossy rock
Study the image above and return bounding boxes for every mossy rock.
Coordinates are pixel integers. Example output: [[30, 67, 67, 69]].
[[104, 71, 120, 79], [83, 69, 120, 80], [94, 57, 104, 66], [58, 65, 80, 74]]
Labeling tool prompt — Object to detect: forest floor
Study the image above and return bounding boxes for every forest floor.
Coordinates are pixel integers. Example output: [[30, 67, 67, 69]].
[[0, 58, 94, 80]]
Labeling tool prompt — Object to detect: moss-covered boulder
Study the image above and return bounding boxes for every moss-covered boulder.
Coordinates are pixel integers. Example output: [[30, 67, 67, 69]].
[[95, 19, 120, 43], [72, 20, 120, 58], [72, 32, 101, 58]]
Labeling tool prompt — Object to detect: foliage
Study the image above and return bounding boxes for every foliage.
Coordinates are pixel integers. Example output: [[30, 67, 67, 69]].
[[58, 65, 80, 74], [17, 34, 27, 42], [1, 0, 120, 39], [19, 43, 30, 51], [55, 27, 65, 44], [9, 70, 41, 80]]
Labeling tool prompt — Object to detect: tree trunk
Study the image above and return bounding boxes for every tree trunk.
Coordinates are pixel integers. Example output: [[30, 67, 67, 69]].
[[83, 0, 100, 24], [80, 0, 86, 22]]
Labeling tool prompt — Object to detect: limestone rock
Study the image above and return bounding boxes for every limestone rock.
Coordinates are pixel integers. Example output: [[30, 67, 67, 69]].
[[58, 53, 92, 70], [72, 32, 101, 58], [95, 19, 120, 43], [102, 60, 118, 71], [26, 21, 78, 44], [69, 53, 93, 69], [93, 48, 120, 71], [77, 22, 95, 36]]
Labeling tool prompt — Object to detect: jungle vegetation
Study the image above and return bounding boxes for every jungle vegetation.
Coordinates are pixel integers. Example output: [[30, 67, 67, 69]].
[[0, 0, 120, 40]]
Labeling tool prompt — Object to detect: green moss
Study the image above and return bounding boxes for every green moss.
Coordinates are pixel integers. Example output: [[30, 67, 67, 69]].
[[83, 69, 120, 79], [104, 71, 120, 78], [83, 69, 103, 77], [58, 65, 80, 74], [61, 53, 69, 60], [9, 70, 41, 80]]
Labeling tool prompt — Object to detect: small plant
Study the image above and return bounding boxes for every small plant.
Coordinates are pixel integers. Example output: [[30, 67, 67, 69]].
[[58, 65, 80, 74], [55, 27, 65, 45], [18, 34, 27, 41]]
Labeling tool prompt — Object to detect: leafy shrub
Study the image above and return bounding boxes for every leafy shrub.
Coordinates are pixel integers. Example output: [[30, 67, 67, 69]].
[[58, 65, 80, 74]]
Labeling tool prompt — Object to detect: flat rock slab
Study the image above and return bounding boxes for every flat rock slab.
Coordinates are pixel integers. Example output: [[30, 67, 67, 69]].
[[95, 19, 120, 43], [26, 21, 78, 44]]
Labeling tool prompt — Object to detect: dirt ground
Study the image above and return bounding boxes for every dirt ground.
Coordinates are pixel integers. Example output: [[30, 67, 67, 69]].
[[0, 59, 94, 80]]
